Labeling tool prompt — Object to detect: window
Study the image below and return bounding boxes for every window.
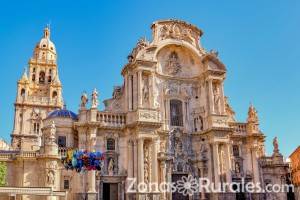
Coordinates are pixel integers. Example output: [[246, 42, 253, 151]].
[[20, 89, 26, 97], [64, 179, 69, 190], [52, 91, 58, 98], [39, 71, 45, 84], [107, 138, 115, 151], [233, 145, 240, 157], [32, 74, 36, 82], [33, 122, 40, 134], [58, 136, 66, 147], [170, 99, 183, 126]]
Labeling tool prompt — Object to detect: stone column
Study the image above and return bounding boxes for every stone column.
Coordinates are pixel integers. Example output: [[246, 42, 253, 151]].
[[87, 127, 97, 200], [219, 82, 226, 114], [207, 79, 214, 114], [225, 143, 232, 185], [138, 71, 143, 108], [127, 140, 133, 178], [149, 72, 154, 108], [251, 148, 260, 185], [160, 161, 167, 200], [137, 138, 144, 184], [212, 143, 220, 186], [151, 139, 159, 191]]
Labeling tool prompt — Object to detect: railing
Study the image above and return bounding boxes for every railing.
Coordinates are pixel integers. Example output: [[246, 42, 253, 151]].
[[0, 187, 66, 196], [260, 156, 274, 166], [0, 151, 38, 161], [230, 122, 247, 134], [58, 147, 68, 158], [97, 112, 126, 127]]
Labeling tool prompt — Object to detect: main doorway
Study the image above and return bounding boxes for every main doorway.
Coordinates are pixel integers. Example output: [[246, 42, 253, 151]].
[[103, 183, 118, 200], [172, 174, 189, 200]]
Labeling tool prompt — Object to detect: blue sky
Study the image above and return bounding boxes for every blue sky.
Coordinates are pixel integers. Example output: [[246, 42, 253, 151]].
[[0, 0, 299, 157]]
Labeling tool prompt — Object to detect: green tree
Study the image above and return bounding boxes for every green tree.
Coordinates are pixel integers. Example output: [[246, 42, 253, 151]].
[[0, 162, 7, 186]]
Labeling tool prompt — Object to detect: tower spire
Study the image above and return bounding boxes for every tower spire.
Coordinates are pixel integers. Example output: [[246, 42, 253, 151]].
[[44, 25, 50, 39]]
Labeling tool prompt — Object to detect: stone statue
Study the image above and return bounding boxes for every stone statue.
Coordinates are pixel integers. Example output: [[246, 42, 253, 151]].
[[80, 92, 88, 108], [142, 75, 149, 103], [273, 137, 279, 153], [213, 85, 221, 114], [166, 51, 181, 75], [91, 88, 99, 108], [108, 158, 114, 176], [47, 170, 55, 185]]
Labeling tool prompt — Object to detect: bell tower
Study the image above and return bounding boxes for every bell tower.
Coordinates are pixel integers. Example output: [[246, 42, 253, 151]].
[[11, 26, 63, 151]]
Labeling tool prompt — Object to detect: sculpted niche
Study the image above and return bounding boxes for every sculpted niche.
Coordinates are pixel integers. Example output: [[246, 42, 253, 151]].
[[157, 45, 203, 78]]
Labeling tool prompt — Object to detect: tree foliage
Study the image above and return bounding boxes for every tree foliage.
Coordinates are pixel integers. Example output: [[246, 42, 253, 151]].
[[0, 162, 7, 186]]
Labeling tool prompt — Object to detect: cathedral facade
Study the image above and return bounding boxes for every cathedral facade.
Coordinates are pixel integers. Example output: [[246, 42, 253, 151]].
[[0, 20, 290, 200]]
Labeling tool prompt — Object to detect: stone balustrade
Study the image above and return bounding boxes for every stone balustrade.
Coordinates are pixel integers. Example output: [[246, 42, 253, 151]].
[[259, 156, 274, 166], [230, 122, 247, 134], [97, 112, 126, 127], [0, 186, 66, 196], [0, 151, 38, 161]]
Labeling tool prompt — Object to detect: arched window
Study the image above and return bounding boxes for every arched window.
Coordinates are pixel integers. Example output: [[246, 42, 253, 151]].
[[48, 69, 52, 83], [39, 71, 45, 84], [107, 138, 115, 151], [20, 88, 26, 97], [170, 99, 183, 126], [52, 91, 58, 99]]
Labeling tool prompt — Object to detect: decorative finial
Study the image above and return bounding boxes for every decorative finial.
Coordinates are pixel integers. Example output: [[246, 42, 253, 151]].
[[20, 67, 28, 81], [44, 25, 50, 39]]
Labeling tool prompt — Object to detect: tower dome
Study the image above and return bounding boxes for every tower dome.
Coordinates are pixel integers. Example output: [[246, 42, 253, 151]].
[[47, 109, 78, 121], [33, 26, 57, 62]]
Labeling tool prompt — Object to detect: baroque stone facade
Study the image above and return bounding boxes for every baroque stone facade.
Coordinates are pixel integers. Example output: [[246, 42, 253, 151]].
[[0, 20, 291, 200]]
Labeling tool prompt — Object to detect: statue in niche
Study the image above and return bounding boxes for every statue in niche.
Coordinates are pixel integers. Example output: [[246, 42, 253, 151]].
[[142, 75, 149, 103], [80, 92, 88, 108], [166, 51, 181, 75], [108, 158, 114, 176], [47, 170, 55, 185], [91, 88, 99, 108], [213, 84, 221, 114]]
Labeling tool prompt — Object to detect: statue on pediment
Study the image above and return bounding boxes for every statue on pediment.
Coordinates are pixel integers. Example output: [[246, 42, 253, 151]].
[[91, 88, 99, 108], [80, 92, 88, 108]]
